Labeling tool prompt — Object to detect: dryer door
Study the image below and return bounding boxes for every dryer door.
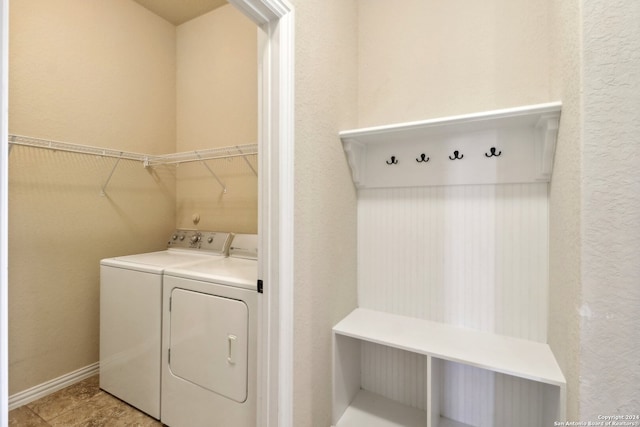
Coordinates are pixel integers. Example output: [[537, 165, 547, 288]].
[[169, 288, 249, 403]]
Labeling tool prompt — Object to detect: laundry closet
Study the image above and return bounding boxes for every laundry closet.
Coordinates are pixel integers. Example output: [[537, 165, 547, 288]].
[[7, 0, 258, 404]]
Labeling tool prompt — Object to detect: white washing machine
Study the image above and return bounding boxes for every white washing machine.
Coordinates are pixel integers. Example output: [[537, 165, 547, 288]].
[[100, 229, 232, 419], [161, 234, 258, 427]]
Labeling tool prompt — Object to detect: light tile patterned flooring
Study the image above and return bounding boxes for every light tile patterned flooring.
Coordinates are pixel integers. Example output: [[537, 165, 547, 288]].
[[8, 375, 162, 426]]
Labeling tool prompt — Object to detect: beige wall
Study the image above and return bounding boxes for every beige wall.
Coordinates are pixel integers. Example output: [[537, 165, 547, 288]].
[[357, 0, 553, 128], [10, 0, 177, 154], [175, 5, 258, 233], [291, 0, 359, 425], [548, 0, 582, 419], [8, 0, 176, 394]]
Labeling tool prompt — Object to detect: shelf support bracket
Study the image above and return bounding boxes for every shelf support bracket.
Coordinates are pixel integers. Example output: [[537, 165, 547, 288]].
[[237, 145, 258, 177], [8, 135, 15, 156], [535, 114, 560, 181], [100, 154, 123, 197], [196, 151, 227, 194], [342, 139, 365, 188]]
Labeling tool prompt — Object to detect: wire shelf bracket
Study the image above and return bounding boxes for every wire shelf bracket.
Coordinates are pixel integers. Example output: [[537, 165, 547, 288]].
[[100, 155, 123, 197], [195, 151, 227, 194], [237, 145, 258, 177]]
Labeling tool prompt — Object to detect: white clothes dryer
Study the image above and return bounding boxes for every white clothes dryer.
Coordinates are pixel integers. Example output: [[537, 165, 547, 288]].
[[160, 234, 258, 427], [99, 230, 232, 419]]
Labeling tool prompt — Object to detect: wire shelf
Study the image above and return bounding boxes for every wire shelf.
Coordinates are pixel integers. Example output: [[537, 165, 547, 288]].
[[9, 134, 155, 163], [8, 135, 258, 166], [145, 144, 259, 166], [8, 134, 259, 195]]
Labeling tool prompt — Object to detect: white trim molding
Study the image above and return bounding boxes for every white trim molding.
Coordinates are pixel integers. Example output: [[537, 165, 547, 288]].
[[8, 363, 99, 411], [275, 10, 295, 427], [229, 1, 295, 426], [0, 0, 10, 425], [231, 0, 291, 24]]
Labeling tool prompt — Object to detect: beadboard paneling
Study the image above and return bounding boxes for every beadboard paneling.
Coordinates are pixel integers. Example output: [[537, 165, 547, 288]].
[[441, 361, 495, 426], [494, 373, 544, 427], [357, 183, 548, 340], [360, 341, 427, 411], [357, 183, 549, 424]]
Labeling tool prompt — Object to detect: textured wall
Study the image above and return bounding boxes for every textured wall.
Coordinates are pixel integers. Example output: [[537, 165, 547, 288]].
[[290, 0, 359, 426], [580, 0, 640, 417], [357, 0, 552, 128], [548, 0, 583, 419], [8, 0, 176, 394], [175, 5, 258, 233]]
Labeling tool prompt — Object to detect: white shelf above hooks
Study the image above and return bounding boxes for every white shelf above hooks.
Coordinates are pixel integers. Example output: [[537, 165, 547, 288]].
[[340, 102, 561, 189]]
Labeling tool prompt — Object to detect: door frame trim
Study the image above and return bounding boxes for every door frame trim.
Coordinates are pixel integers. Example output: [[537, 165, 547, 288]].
[[228, 1, 295, 426]]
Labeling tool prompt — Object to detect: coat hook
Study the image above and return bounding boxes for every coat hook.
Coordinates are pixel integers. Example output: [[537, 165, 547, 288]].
[[449, 150, 464, 160], [416, 153, 430, 163], [485, 147, 502, 158], [386, 156, 398, 165]]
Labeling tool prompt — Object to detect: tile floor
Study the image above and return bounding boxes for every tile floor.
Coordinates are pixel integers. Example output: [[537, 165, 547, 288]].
[[8, 375, 162, 426]]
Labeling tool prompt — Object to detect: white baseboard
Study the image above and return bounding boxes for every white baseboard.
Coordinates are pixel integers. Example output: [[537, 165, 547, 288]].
[[8, 362, 99, 410]]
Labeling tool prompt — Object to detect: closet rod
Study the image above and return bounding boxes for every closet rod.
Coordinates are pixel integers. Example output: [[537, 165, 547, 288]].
[[9, 134, 154, 163]]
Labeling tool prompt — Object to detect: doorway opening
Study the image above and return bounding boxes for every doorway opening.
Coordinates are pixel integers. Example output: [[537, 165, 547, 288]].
[[0, 1, 293, 426]]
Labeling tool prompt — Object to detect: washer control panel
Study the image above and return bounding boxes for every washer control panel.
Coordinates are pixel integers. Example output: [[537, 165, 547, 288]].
[[167, 229, 232, 255]]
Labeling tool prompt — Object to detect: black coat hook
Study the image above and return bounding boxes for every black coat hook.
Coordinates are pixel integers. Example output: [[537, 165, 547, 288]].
[[386, 156, 398, 165], [449, 150, 464, 160], [485, 147, 502, 158], [416, 153, 430, 163]]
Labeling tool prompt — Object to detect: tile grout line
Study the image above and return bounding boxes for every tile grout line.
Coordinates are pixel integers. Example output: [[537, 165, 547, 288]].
[[10, 375, 161, 426], [30, 406, 52, 427], [25, 375, 102, 424]]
